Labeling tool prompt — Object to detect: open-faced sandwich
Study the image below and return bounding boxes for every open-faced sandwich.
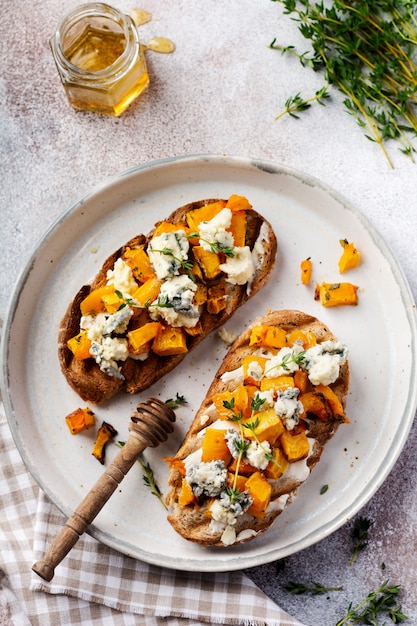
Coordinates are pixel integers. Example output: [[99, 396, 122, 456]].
[[166, 309, 349, 547], [58, 195, 277, 404]]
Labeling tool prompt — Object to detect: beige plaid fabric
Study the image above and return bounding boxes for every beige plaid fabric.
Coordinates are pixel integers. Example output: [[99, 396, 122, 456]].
[[0, 410, 305, 626]]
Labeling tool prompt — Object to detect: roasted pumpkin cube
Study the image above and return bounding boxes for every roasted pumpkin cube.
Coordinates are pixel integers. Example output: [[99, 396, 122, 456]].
[[300, 257, 313, 285], [101, 291, 125, 314], [193, 282, 208, 306], [65, 407, 95, 434], [207, 284, 227, 314], [246, 471, 272, 518], [242, 408, 285, 443], [67, 331, 92, 361], [227, 472, 248, 492], [249, 324, 287, 349], [264, 326, 288, 350], [299, 391, 333, 422], [264, 447, 289, 480], [178, 478, 197, 506], [242, 355, 268, 386], [315, 384, 348, 422], [123, 246, 156, 283], [127, 322, 162, 354], [92, 421, 118, 465], [185, 201, 226, 231], [226, 194, 252, 212], [152, 326, 188, 356], [80, 285, 115, 316], [260, 375, 294, 393], [279, 430, 310, 462], [338, 239, 361, 274], [201, 428, 232, 464], [212, 384, 249, 420], [131, 277, 162, 307], [192, 246, 221, 280], [287, 329, 317, 349], [152, 220, 193, 239], [228, 210, 246, 246], [293, 369, 310, 394], [315, 282, 359, 307], [228, 456, 258, 476]]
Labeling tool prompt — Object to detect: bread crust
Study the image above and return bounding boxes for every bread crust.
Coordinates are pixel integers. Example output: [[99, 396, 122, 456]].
[[58, 199, 277, 404], [166, 309, 350, 547]]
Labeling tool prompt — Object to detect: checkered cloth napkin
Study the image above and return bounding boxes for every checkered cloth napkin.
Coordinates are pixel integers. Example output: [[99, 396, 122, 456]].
[[0, 407, 305, 626]]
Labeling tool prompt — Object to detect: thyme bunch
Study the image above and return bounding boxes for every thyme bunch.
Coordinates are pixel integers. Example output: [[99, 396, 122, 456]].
[[270, 0, 417, 166], [336, 579, 408, 625]]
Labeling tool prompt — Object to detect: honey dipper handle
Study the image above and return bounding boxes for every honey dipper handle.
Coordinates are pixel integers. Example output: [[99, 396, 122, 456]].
[[31, 429, 147, 582], [32, 398, 175, 582]]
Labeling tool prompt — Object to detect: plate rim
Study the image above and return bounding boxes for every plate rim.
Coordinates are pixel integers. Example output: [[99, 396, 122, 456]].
[[2, 153, 417, 572]]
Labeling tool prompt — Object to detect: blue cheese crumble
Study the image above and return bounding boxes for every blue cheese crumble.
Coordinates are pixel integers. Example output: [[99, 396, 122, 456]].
[[186, 460, 228, 497], [304, 341, 348, 386], [147, 231, 189, 280]]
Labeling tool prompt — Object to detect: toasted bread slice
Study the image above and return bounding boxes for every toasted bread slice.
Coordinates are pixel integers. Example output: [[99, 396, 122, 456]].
[[166, 309, 350, 547], [58, 197, 277, 404]]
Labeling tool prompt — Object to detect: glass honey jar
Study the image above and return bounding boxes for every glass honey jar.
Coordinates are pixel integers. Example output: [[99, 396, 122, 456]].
[[50, 3, 150, 116]]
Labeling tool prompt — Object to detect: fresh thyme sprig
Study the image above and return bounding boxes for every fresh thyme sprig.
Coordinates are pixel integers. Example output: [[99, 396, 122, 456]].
[[285, 581, 343, 595], [262, 349, 306, 379], [149, 247, 193, 272], [336, 579, 408, 625], [165, 393, 188, 410], [200, 238, 235, 257], [270, 0, 417, 166], [350, 516, 374, 565]]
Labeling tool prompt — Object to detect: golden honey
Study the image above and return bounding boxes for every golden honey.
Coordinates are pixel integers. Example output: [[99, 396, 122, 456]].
[[50, 3, 149, 116]]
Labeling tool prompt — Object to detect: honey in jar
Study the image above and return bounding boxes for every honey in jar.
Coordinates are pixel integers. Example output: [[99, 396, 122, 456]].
[[50, 3, 149, 116]]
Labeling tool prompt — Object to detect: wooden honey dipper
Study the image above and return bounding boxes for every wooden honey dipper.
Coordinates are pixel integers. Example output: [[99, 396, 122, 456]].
[[32, 398, 176, 582]]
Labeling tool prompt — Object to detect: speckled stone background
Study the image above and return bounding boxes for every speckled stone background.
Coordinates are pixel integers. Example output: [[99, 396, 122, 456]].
[[1, 1, 417, 625]]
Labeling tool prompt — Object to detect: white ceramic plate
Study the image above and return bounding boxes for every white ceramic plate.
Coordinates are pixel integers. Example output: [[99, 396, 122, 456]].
[[2, 155, 417, 572]]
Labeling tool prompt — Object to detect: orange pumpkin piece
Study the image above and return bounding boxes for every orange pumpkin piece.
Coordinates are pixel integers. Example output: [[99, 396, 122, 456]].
[[67, 331, 92, 361], [315, 384, 348, 422], [338, 239, 361, 274], [201, 428, 232, 464], [101, 291, 125, 314], [131, 277, 162, 307], [207, 284, 227, 314], [152, 326, 188, 356], [279, 430, 310, 462], [80, 285, 115, 316], [228, 210, 246, 246], [123, 247, 156, 283], [265, 447, 289, 480], [65, 407, 95, 434], [246, 471, 272, 518], [178, 479, 197, 506], [287, 329, 317, 349], [242, 355, 268, 385], [228, 457, 258, 476], [127, 322, 162, 354], [293, 369, 310, 394], [185, 201, 226, 231], [260, 375, 294, 393], [92, 421, 118, 465], [212, 385, 249, 420], [242, 408, 285, 443], [226, 194, 252, 212], [227, 472, 248, 492], [249, 324, 287, 350], [192, 246, 221, 280], [299, 391, 333, 422], [314, 282, 359, 307], [300, 257, 313, 285]]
